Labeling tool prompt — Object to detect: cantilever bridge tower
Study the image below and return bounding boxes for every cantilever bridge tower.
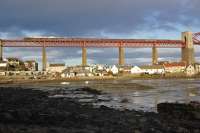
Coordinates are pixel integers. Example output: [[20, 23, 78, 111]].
[[181, 31, 195, 65]]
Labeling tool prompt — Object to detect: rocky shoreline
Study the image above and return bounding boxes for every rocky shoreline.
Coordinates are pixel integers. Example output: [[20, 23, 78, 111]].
[[0, 87, 199, 133]]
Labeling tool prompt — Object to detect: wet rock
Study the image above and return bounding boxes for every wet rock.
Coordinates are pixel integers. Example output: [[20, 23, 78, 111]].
[[77, 87, 102, 95], [157, 102, 200, 132], [134, 130, 141, 133], [120, 98, 129, 103], [1, 113, 14, 122], [0, 87, 200, 133], [157, 102, 200, 120]]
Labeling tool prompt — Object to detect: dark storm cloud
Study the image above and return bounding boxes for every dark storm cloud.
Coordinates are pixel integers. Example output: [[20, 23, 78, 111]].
[[1, 0, 200, 68], [0, 0, 200, 37]]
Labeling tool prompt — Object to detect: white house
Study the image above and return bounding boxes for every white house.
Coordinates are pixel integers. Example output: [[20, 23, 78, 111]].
[[0, 61, 7, 71], [140, 65, 165, 75], [185, 65, 195, 76], [0, 61, 8, 76], [24, 60, 38, 71], [0, 72, 6, 76], [97, 65, 104, 71], [61, 66, 94, 78], [110, 65, 119, 75], [131, 66, 143, 74], [61, 72, 75, 78], [84, 65, 94, 72], [0, 61, 7, 76], [47, 63, 66, 73]]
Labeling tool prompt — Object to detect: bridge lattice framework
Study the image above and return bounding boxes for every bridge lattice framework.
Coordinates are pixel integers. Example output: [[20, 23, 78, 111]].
[[0, 31, 200, 71]]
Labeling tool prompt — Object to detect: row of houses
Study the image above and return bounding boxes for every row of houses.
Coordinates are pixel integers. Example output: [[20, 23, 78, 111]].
[[0, 58, 38, 76], [1, 57, 200, 78], [127, 62, 199, 76], [56, 62, 200, 78]]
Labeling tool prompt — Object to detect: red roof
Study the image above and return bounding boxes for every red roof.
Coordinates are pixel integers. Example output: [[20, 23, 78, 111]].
[[163, 62, 186, 67]]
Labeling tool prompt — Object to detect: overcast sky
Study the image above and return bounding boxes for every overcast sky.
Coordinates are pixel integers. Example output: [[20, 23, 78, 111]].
[[0, 0, 200, 69]]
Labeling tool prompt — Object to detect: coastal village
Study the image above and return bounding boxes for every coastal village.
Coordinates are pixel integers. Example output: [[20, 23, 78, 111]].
[[0, 57, 200, 80]]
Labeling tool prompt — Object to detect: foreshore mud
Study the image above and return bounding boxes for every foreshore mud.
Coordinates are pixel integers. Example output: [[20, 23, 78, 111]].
[[0, 87, 199, 133]]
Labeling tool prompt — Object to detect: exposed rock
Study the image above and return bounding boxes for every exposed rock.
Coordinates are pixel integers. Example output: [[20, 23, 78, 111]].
[[120, 98, 129, 103], [77, 87, 102, 95], [0, 87, 199, 133]]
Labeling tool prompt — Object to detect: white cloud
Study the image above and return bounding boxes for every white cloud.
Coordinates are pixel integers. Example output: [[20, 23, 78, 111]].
[[62, 57, 96, 66], [125, 48, 150, 54], [77, 48, 104, 55]]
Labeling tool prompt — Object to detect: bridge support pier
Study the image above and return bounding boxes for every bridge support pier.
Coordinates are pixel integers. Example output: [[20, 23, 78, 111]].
[[42, 46, 47, 71], [0, 40, 3, 61], [119, 47, 125, 66], [181, 32, 195, 66], [82, 47, 87, 66], [152, 46, 158, 65]]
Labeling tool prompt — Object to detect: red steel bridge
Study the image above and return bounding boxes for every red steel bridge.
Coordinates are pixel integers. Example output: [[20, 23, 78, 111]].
[[0, 31, 200, 71], [0, 32, 200, 47], [0, 38, 186, 48], [193, 32, 200, 45]]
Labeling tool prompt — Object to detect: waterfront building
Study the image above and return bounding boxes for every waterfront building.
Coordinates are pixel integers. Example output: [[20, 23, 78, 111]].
[[47, 63, 66, 73], [61, 66, 94, 78], [76, 69, 94, 77], [84, 65, 94, 73], [95, 70, 110, 76], [6, 58, 21, 66], [131, 66, 143, 74], [61, 69, 75, 78], [97, 65, 104, 70], [194, 63, 200, 74], [24, 60, 38, 71], [110, 65, 119, 75], [0, 61, 8, 71], [185, 65, 195, 76], [163, 62, 186, 73], [140, 65, 164, 75], [0, 61, 7, 76], [0, 71, 6, 76], [6, 57, 25, 71], [118, 66, 132, 75]]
